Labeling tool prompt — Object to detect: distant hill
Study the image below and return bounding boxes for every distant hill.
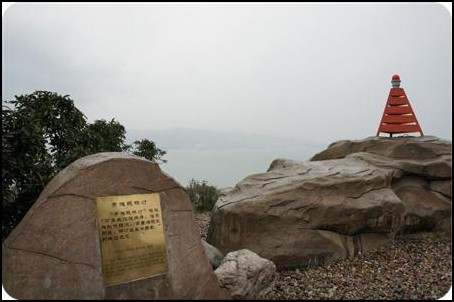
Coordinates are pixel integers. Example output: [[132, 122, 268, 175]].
[[126, 127, 326, 150]]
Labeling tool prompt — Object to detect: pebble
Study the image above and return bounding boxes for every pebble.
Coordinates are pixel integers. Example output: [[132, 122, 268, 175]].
[[195, 213, 452, 300], [194, 212, 211, 240]]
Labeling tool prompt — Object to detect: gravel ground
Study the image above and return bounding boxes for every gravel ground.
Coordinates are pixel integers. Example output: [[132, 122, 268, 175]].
[[195, 212, 452, 300], [195, 212, 211, 240]]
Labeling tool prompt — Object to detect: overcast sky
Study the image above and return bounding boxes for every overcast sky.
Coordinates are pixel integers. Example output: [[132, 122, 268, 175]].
[[2, 3, 452, 143]]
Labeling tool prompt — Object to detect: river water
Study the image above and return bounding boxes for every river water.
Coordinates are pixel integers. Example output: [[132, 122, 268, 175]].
[[159, 145, 326, 188]]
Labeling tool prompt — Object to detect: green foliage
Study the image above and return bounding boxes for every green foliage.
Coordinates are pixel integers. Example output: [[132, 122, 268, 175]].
[[185, 179, 220, 212], [2, 92, 88, 239], [85, 119, 127, 153], [2, 91, 166, 240], [128, 139, 167, 164]]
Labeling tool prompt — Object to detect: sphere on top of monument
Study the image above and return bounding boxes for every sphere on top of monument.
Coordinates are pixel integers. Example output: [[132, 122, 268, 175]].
[[391, 74, 401, 88]]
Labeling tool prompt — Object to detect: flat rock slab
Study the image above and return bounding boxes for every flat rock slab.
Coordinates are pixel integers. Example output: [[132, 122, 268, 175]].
[[311, 135, 452, 161], [2, 152, 230, 300]]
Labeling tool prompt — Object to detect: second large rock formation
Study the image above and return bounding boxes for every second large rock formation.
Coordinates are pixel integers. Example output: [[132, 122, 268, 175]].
[[207, 136, 451, 268]]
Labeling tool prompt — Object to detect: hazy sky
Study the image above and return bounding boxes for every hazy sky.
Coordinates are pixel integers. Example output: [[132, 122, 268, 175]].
[[3, 3, 452, 143], [1, 5, 453, 300]]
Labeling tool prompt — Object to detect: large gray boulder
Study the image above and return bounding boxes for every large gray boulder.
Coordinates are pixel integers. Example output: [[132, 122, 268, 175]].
[[311, 135, 451, 162], [207, 136, 451, 268], [214, 249, 276, 300], [2, 153, 230, 300]]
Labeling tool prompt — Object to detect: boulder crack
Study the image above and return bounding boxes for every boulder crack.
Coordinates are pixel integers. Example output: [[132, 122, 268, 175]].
[[130, 185, 181, 193], [347, 186, 388, 199], [4, 245, 97, 270]]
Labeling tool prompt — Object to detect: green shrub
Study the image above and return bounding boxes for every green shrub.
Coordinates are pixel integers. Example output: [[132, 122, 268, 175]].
[[185, 179, 220, 212]]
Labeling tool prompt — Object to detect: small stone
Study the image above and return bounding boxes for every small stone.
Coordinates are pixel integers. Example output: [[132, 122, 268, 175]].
[[214, 249, 276, 300]]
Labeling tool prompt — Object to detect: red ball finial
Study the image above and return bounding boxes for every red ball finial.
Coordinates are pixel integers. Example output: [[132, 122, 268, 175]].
[[391, 74, 401, 88]]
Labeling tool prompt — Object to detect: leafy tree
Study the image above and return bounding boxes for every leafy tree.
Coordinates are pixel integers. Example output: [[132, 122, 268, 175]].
[[2, 91, 166, 240], [84, 119, 128, 154], [185, 179, 220, 212], [2, 91, 88, 239], [129, 139, 167, 164]]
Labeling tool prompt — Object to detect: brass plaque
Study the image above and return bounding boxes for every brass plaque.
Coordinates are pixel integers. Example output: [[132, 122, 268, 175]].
[[96, 193, 167, 285]]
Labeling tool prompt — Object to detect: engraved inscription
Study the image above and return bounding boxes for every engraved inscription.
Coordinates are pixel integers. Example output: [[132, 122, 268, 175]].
[[96, 193, 167, 285]]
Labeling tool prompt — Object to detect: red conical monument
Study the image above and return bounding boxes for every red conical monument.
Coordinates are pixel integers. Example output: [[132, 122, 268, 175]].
[[376, 75, 424, 137]]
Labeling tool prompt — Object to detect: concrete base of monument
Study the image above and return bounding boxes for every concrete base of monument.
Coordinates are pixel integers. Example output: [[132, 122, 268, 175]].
[[2, 152, 231, 300]]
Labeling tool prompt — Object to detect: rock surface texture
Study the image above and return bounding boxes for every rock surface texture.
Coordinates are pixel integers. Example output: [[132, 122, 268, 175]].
[[207, 136, 451, 268], [214, 249, 276, 300], [202, 240, 225, 269], [2, 153, 230, 300]]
